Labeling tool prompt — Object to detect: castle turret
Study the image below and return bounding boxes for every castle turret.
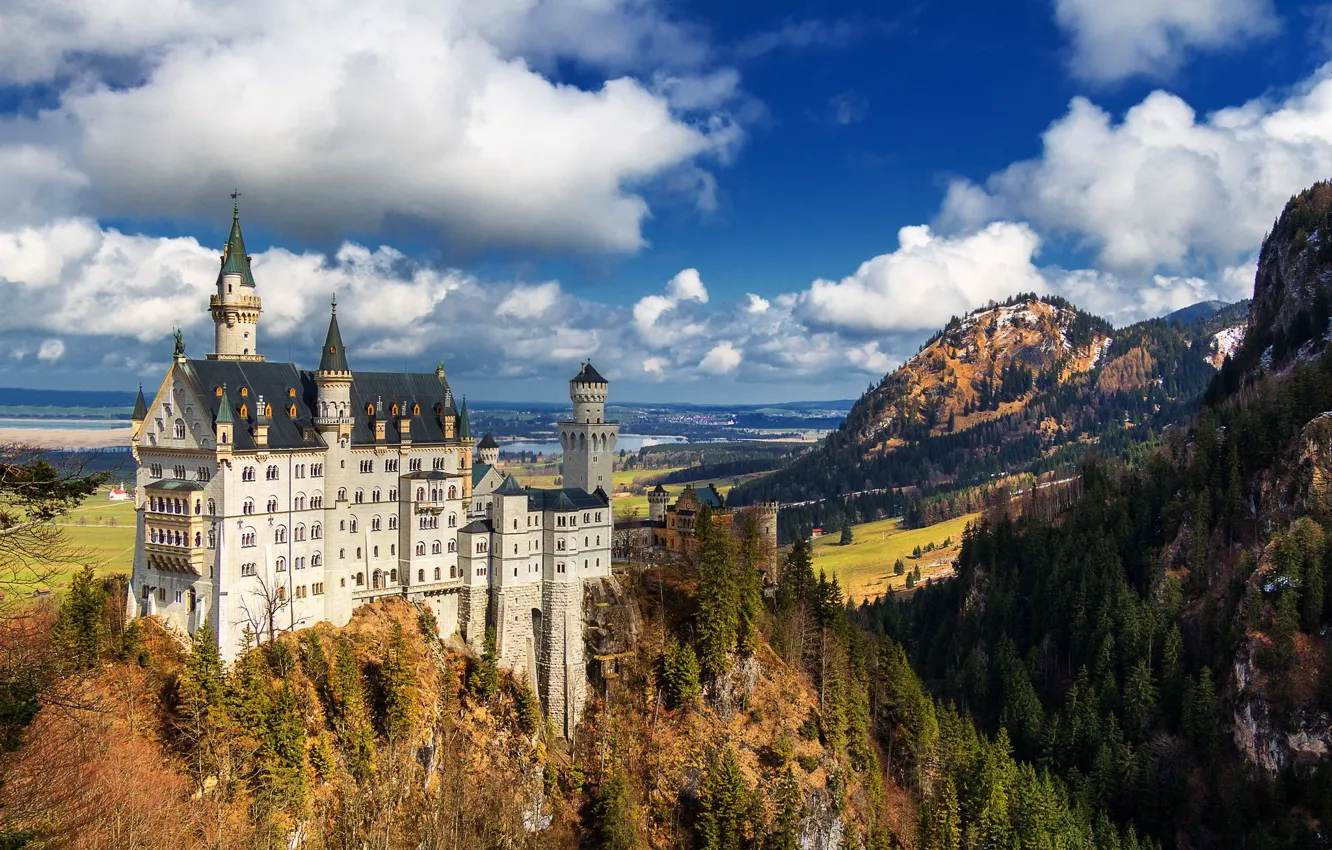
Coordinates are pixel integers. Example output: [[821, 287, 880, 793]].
[[477, 433, 500, 466], [648, 484, 669, 522], [313, 297, 354, 628], [208, 196, 264, 361], [131, 383, 148, 442], [559, 362, 619, 495], [314, 297, 352, 438], [214, 384, 235, 451]]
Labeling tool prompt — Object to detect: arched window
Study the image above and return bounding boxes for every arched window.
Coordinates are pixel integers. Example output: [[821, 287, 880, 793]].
[[448, 540, 456, 553], [340, 548, 346, 559], [276, 557, 286, 572], [356, 572, 364, 586], [312, 522, 322, 539], [267, 497, 278, 513], [294, 494, 305, 510], [418, 569, 425, 582], [339, 519, 346, 531], [242, 466, 255, 482], [337, 488, 347, 501], [416, 487, 425, 501], [243, 498, 255, 515], [448, 485, 457, 500], [356, 546, 362, 558], [372, 570, 381, 589], [371, 516, 382, 532], [275, 526, 287, 544], [432, 540, 442, 554], [416, 542, 426, 556], [349, 517, 358, 533], [434, 567, 441, 580], [311, 553, 321, 567], [174, 419, 186, 439], [388, 515, 397, 530], [354, 489, 364, 504], [373, 546, 379, 558], [448, 513, 457, 528], [390, 569, 397, 582], [194, 500, 201, 515], [294, 524, 305, 541]]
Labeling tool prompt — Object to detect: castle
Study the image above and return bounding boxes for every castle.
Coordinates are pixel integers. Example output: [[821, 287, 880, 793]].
[[616, 483, 779, 580], [127, 202, 616, 736]]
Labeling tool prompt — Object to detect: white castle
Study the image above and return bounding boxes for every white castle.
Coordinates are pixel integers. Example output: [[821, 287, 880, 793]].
[[127, 202, 617, 736]]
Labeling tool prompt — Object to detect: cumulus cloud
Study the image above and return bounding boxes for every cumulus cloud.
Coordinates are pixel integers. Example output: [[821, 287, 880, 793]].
[[37, 339, 65, 362], [633, 268, 711, 344], [1053, 0, 1277, 83], [496, 282, 563, 320], [699, 341, 742, 374], [801, 223, 1049, 333], [0, 0, 742, 252], [940, 69, 1332, 274]]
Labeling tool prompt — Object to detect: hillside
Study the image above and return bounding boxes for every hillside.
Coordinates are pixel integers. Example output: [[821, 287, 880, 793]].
[[856, 180, 1332, 847], [731, 295, 1220, 540]]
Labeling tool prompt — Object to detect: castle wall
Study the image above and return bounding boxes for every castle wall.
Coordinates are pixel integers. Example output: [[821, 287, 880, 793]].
[[540, 578, 587, 739], [494, 584, 541, 693]]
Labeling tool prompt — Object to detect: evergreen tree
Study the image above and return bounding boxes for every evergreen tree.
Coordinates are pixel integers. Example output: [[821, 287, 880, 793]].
[[329, 635, 376, 779], [840, 521, 854, 546], [380, 622, 416, 739], [697, 747, 751, 850], [594, 768, 644, 850], [514, 680, 542, 736], [695, 504, 740, 679], [1290, 517, 1326, 630], [737, 518, 765, 653], [766, 767, 802, 850], [51, 565, 106, 669], [470, 628, 500, 699], [894, 558, 906, 577], [661, 637, 702, 708]]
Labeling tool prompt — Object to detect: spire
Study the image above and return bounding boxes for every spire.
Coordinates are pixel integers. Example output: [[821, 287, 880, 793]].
[[218, 194, 257, 287], [458, 397, 472, 440], [131, 383, 147, 421], [318, 297, 349, 373], [495, 473, 525, 495], [216, 384, 235, 424]]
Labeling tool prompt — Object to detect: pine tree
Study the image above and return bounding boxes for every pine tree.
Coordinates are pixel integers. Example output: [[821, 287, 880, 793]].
[[594, 768, 644, 850], [894, 558, 906, 576], [661, 637, 702, 708], [737, 518, 765, 653], [52, 565, 106, 669], [471, 628, 500, 699], [766, 767, 802, 850], [695, 505, 740, 679], [839, 521, 854, 546], [1291, 517, 1326, 630], [697, 747, 751, 850], [329, 635, 376, 779], [380, 622, 416, 739]]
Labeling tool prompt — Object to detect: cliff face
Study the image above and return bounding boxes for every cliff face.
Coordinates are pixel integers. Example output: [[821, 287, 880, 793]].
[[1245, 182, 1332, 369]]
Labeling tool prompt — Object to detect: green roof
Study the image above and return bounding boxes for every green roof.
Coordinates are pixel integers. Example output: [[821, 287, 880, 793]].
[[218, 204, 257, 287], [458, 398, 471, 440], [318, 298, 349, 372], [495, 473, 525, 496], [131, 384, 147, 420], [215, 385, 235, 424]]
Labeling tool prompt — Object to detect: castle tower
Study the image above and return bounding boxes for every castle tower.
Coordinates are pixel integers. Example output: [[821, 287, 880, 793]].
[[477, 433, 500, 466], [753, 501, 780, 583], [314, 298, 354, 627], [208, 196, 264, 361], [559, 363, 619, 494], [648, 484, 669, 522], [130, 384, 148, 443]]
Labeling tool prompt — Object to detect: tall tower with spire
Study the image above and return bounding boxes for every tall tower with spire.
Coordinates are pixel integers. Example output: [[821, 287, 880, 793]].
[[208, 194, 264, 361], [559, 362, 618, 494]]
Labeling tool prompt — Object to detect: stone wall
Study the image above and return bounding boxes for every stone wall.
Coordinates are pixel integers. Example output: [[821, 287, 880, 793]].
[[540, 580, 587, 739], [458, 585, 488, 653], [494, 584, 541, 693]]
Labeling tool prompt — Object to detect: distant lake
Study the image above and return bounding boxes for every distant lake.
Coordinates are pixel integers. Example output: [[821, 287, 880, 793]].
[[0, 418, 130, 431], [499, 434, 686, 456]]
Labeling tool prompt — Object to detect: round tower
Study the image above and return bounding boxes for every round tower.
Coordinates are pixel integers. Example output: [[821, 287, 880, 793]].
[[560, 362, 619, 495], [756, 501, 779, 583], [208, 195, 264, 361], [477, 433, 500, 466], [648, 484, 669, 522], [570, 362, 609, 424]]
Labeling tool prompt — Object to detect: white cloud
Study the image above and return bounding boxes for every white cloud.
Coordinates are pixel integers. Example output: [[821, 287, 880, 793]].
[[940, 69, 1332, 273], [801, 223, 1049, 333], [664, 268, 709, 303], [734, 19, 862, 59], [633, 268, 711, 344], [37, 339, 65, 361], [497, 282, 562, 320], [0, 0, 743, 253], [745, 293, 770, 313], [699, 341, 742, 374], [1053, 0, 1277, 83]]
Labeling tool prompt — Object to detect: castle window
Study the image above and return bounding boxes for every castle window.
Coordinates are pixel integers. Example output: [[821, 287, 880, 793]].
[[274, 525, 286, 544], [360, 460, 373, 474], [194, 500, 201, 515], [173, 420, 186, 440], [416, 542, 425, 556], [239, 404, 248, 419], [388, 516, 397, 530], [514, 544, 519, 555], [150, 464, 163, 479], [372, 570, 380, 589], [243, 498, 255, 515], [373, 546, 379, 558], [416, 487, 425, 501], [431, 541, 441, 554], [385, 459, 398, 473], [199, 467, 211, 481], [266, 465, 279, 480], [356, 546, 362, 558], [194, 531, 201, 547], [288, 388, 296, 398], [207, 531, 216, 548], [275, 557, 286, 572], [371, 517, 381, 532], [242, 466, 255, 482], [311, 464, 323, 477], [341, 549, 347, 559], [314, 582, 324, 595], [215, 386, 223, 396], [477, 541, 487, 553], [433, 457, 445, 471], [239, 387, 248, 397], [450, 565, 456, 578], [312, 522, 322, 538], [264, 404, 272, 418], [409, 458, 422, 472], [596, 512, 602, 522], [413, 404, 420, 415], [266, 497, 278, 512], [337, 488, 346, 501], [434, 567, 441, 580], [390, 569, 397, 582], [356, 572, 363, 585], [312, 553, 321, 567], [417, 569, 424, 582], [339, 520, 346, 531], [242, 562, 256, 577], [354, 489, 364, 504], [391, 403, 399, 417], [276, 587, 285, 602], [388, 488, 397, 501], [294, 494, 305, 510], [372, 488, 381, 502], [294, 524, 305, 541], [448, 514, 457, 528], [349, 517, 358, 533], [241, 532, 256, 547], [366, 403, 375, 417], [448, 485, 458, 500], [557, 540, 566, 551], [448, 540, 456, 553], [289, 404, 297, 417]]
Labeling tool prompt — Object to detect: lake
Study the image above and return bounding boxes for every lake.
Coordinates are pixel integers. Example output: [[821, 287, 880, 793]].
[[498, 434, 686, 456]]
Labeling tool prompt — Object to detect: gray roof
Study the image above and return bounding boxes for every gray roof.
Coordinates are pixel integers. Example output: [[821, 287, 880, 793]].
[[477, 433, 499, 449], [318, 300, 349, 373], [460, 518, 493, 534], [651, 484, 667, 495], [186, 359, 463, 451], [525, 487, 608, 512], [494, 474, 525, 496], [132, 384, 147, 420], [218, 206, 257, 288], [145, 479, 205, 492], [571, 361, 607, 384]]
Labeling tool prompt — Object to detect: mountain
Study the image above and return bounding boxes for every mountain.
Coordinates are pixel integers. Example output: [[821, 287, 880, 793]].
[[856, 179, 1332, 847], [730, 294, 1217, 539], [1164, 300, 1227, 326]]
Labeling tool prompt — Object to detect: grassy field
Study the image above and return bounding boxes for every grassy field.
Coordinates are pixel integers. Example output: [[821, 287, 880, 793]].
[[46, 492, 138, 589], [813, 513, 980, 604]]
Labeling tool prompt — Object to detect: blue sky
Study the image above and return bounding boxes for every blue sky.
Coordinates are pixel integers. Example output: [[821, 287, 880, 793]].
[[1, 0, 1330, 402]]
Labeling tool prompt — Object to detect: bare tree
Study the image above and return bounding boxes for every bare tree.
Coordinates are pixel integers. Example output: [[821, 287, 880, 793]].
[[234, 572, 304, 646]]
